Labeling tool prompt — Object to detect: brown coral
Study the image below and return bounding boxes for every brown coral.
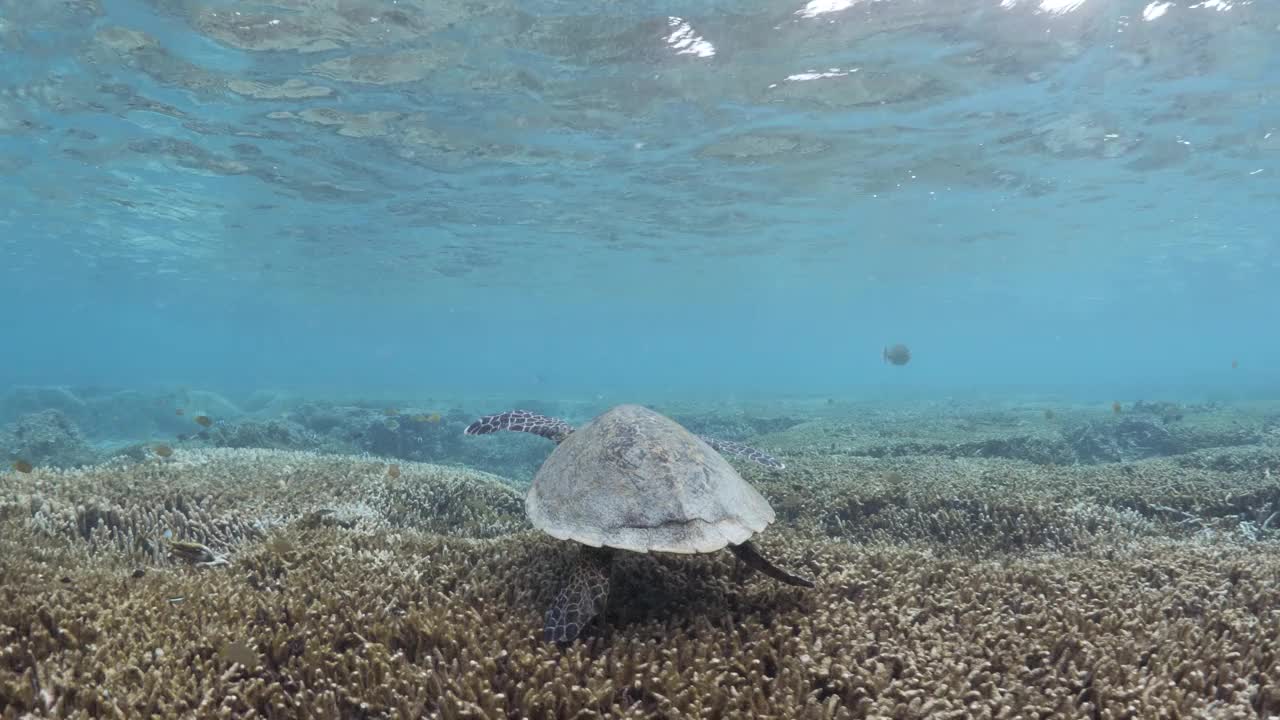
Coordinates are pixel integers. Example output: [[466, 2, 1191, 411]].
[[2, 447, 1279, 718]]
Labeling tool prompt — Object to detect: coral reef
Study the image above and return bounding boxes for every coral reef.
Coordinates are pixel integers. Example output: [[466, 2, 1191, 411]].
[[0, 387, 556, 482], [759, 403, 1270, 468], [283, 402, 552, 483], [195, 418, 331, 452], [4, 448, 524, 565], [7, 387, 1272, 484], [751, 450, 1280, 553], [0, 387, 89, 427], [0, 386, 245, 442], [2, 446, 1279, 717], [667, 411, 802, 442], [1062, 416, 1262, 464], [0, 410, 98, 469]]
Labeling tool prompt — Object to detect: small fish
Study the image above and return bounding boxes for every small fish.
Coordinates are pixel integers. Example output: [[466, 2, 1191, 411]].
[[1232, 359, 1239, 369], [427, 413, 441, 424], [387, 463, 401, 479], [883, 344, 911, 366], [153, 444, 174, 458], [194, 415, 212, 427], [175, 408, 185, 416], [168, 539, 222, 565], [1043, 409, 1055, 420], [12, 460, 32, 473], [1112, 401, 1122, 414], [882, 471, 905, 483]]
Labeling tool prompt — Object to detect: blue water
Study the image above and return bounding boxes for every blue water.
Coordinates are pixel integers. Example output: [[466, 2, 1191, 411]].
[[2, 0, 1277, 403]]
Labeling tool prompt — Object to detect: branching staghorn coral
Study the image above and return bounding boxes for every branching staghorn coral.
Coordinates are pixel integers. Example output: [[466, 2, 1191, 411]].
[[2, 447, 1280, 718], [3, 527, 1280, 718], [3, 448, 526, 568], [741, 451, 1280, 553]]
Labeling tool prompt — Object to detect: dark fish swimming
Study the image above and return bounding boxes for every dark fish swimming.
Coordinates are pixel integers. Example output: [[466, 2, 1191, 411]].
[[883, 343, 911, 366]]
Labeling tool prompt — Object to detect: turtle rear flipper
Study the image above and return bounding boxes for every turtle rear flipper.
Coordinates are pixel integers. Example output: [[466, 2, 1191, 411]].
[[545, 546, 613, 643], [464, 410, 575, 444], [729, 541, 814, 588]]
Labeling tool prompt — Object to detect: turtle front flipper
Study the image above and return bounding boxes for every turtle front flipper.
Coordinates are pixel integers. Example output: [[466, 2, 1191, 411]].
[[544, 546, 613, 643], [700, 436, 786, 470], [729, 541, 814, 588], [463, 410, 576, 444]]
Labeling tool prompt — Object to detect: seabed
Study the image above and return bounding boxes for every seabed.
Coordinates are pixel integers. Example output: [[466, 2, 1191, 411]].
[[2, 392, 1279, 718]]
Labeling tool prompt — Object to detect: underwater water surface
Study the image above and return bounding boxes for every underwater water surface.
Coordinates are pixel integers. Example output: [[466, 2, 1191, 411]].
[[0, 0, 1276, 398], [4, 0, 1280, 718]]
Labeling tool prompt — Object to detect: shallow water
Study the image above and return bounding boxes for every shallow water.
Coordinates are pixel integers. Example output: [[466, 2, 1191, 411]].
[[2, 0, 1278, 395], [3, 0, 1280, 717]]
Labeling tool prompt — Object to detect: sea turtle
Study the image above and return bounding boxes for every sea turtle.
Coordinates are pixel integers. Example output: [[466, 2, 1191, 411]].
[[463, 403, 814, 643]]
